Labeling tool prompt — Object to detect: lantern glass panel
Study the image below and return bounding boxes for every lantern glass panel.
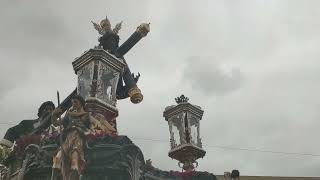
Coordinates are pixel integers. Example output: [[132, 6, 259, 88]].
[[171, 124, 180, 146], [77, 62, 94, 99], [188, 113, 200, 146], [168, 112, 186, 146], [96, 62, 120, 106]]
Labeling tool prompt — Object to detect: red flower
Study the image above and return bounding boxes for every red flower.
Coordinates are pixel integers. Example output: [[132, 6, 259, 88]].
[[169, 170, 196, 180], [14, 134, 41, 156]]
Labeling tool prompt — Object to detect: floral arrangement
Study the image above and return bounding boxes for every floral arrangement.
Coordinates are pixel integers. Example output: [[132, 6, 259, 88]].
[[87, 130, 117, 142], [40, 130, 60, 146], [14, 134, 41, 157], [0, 147, 11, 163], [169, 171, 215, 180], [169, 171, 195, 180]]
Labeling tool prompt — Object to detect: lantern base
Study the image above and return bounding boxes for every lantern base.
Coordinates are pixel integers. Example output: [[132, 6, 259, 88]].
[[169, 143, 206, 164], [86, 97, 119, 130]]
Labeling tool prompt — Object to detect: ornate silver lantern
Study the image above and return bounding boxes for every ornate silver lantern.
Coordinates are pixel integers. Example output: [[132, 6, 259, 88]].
[[163, 95, 206, 171], [72, 48, 125, 129]]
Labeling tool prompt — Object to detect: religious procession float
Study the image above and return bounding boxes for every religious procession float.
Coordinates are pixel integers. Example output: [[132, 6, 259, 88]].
[[0, 15, 216, 180]]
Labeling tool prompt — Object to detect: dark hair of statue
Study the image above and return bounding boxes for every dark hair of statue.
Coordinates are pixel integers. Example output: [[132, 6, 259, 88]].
[[231, 170, 240, 178], [37, 101, 55, 117], [71, 95, 86, 110]]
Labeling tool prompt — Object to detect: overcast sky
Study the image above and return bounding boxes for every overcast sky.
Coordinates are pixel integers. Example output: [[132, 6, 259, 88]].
[[1, 0, 320, 177]]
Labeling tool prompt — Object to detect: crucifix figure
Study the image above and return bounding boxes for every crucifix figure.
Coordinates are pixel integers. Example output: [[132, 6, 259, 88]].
[[91, 15, 150, 104]]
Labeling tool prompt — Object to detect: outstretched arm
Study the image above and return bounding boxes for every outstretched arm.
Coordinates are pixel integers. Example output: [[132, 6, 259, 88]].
[[51, 107, 63, 127]]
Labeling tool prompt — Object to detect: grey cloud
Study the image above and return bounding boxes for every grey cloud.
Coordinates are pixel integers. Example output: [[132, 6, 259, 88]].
[[183, 56, 244, 95], [0, 1, 86, 61], [0, 56, 30, 99]]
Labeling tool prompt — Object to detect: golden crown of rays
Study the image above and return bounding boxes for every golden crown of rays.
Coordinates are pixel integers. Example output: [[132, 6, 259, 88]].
[[92, 16, 122, 35]]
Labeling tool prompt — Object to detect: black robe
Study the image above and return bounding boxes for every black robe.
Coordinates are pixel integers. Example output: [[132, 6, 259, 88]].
[[0, 112, 52, 147]]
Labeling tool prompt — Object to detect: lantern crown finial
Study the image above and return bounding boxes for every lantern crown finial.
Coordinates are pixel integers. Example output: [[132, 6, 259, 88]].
[[175, 95, 189, 104]]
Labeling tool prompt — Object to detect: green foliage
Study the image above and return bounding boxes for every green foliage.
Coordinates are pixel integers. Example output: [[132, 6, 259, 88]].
[[0, 146, 11, 162]]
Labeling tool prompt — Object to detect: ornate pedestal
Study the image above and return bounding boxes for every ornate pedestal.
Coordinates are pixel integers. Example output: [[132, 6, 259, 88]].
[[3, 136, 145, 180]]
